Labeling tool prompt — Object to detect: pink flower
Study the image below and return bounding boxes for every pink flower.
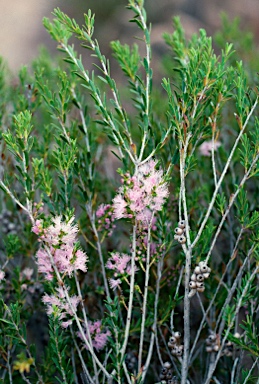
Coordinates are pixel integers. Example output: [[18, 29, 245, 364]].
[[32, 219, 43, 235], [42, 293, 61, 307], [106, 260, 116, 270], [199, 140, 221, 156], [33, 216, 88, 280], [42, 286, 80, 327], [61, 320, 73, 328], [37, 248, 54, 280], [73, 250, 88, 273], [106, 253, 132, 277], [77, 320, 110, 351], [94, 332, 110, 350], [96, 204, 110, 218], [109, 278, 122, 290], [48, 217, 76, 245], [113, 194, 127, 219], [112, 159, 169, 224]]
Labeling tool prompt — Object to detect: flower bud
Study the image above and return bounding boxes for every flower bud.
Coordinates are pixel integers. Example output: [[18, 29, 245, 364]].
[[213, 345, 219, 352], [163, 362, 171, 369]]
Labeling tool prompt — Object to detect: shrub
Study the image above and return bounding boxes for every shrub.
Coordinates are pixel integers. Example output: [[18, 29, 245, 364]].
[[0, 1, 259, 383]]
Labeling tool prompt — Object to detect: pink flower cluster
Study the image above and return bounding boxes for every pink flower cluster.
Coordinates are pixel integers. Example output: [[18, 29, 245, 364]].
[[32, 216, 88, 280], [106, 252, 136, 290], [96, 204, 116, 236], [113, 160, 169, 223], [42, 286, 80, 328], [77, 320, 110, 351], [199, 140, 221, 156]]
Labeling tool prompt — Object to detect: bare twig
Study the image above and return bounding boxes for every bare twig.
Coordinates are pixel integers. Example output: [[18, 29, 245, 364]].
[[191, 98, 258, 250]]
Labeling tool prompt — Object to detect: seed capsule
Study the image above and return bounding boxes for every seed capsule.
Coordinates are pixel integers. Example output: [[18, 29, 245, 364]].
[[168, 378, 179, 384], [194, 266, 201, 274], [213, 345, 219, 352], [174, 234, 180, 241], [169, 336, 177, 344], [189, 281, 197, 289], [196, 274, 204, 282], [171, 347, 177, 355], [174, 331, 181, 339], [166, 371, 173, 379], [197, 286, 205, 293], [206, 346, 213, 353], [191, 274, 197, 281], [178, 220, 185, 228], [199, 261, 208, 272], [175, 347, 183, 356], [178, 235, 186, 244], [161, 367, 168, 375], [203, 272, 210, 279], [207, 334, 216, 342], [174, 227, 183, 235], [163, 362, 172, 369], [196, 282, 204, 288]]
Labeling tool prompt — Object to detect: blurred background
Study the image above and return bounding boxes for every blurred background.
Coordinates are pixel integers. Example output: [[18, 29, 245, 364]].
[[0, 0, 259, 73]]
